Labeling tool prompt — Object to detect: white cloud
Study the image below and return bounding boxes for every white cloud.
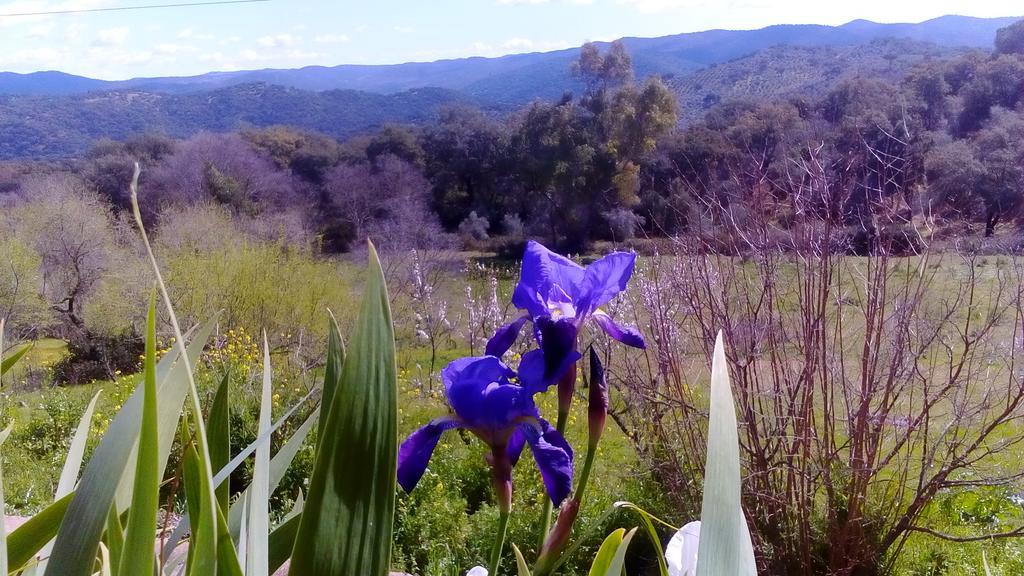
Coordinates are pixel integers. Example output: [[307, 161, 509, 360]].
[[314, 33, 351, 44], [497, 0, 594, 4], [25, 23, 54, 38], [177, 27, 194, 39], [58, 22, 87, 43], [616, 0, 730, 13], [239, 49, 271, 62], [393, 25, 415, 34], [155, 43, 198, 55], [503, 37, 533, 49], [284, 49, 325, 61], [502, 37, 573, 52], [257, 33, 299, 48], [94, 26, 129, 46]]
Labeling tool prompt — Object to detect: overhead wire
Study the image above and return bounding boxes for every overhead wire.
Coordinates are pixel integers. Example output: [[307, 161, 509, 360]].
[[0, 0, 270, 18]]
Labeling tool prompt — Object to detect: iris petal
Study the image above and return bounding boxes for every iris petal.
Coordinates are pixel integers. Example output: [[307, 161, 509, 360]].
[[442, 355, 532, 430], [513, 241, 586, 317], [522, 419, 574, 505], [593, 310, 646, 349], [507, 427, 528, 467], [576, 251, 636, 315], [485, 315, 529, 357], [519, 317, 582, 393], [397, 417, 460, 493]]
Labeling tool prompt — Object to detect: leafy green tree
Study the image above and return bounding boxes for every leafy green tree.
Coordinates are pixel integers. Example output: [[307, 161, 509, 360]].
[[0, 238, 53, 339], [421, 107, 513, 228], [242, 126, 342, 184], [995, 19, 1024, 55], [512, 42, 676, 250], [925, 139, 987, 226], [365, 124, 425, 167], [974, 108, 1024, 235]]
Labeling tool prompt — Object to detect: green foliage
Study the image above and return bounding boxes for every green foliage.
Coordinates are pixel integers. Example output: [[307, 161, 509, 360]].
[[696, 333, 756, 576], [0, 239, 52, 338], [289, 243, 398, 575], [160, 238, 357, 347], [995, 19, 1024, 55]]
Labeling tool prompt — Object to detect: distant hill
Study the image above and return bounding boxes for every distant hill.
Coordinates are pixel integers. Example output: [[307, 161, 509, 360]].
[[0, 84, 466, 159], [0, 14, 1018, 108], [668, 38, 966, 121], [0, 14, 1020, 159], [0, 71, 110, 96]]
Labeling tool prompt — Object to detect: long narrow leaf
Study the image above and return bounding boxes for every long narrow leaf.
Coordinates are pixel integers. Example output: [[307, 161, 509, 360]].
[[131, 164, 219, 575], [44, 318, 215, 576], [0, 343, 28, 378], [166, 390, 318, 562], [99, 543, 112, 576], [56, 391, 103, 498], [117, 318, 219, 512], [244, 332, 273, 576], [589, 530, 624, 576], [182, 442, 203, 573], [605, 528, 637, 576], [216, 504, 244, 576], [317, 311, 345, 445], [289, 241, 398, 575], [513, 544, 533, 576], [696, 332, 757, 576], [117, 294, 161, 575], [0, 423, 13, 575], [613, 502, 672, 576], [104, 506, 124, 576], [1, 318, 32, 383], [209, 372, 232, 514], [228, 407, 319, 541], [6, 493, 74, 571], [268, 514, 301, 575]]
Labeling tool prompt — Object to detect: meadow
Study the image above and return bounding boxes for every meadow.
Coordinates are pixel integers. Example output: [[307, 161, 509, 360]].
[[3, 241, 1024, 575]]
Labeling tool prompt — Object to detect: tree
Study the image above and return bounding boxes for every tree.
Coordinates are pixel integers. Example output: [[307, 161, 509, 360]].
[[242, 126, 342, 184], [422, 106, 513, 229], [510, 42, 677, 251], [365, 125, 425, 167], [83, 133, 176, 211], [925, 139, 987, 227], [0, 238, 53, 340], [974, 108, 1024, 235], [144, 132, 304, 220], [320, 155, 447, 253], [573, 40, 634, 93], [995, 18, 1024, 55], [3, 174, 123, 333]]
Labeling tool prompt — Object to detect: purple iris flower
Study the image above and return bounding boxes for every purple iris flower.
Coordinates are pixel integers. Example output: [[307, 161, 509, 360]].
[[486, 241, 645, 392], [397, 355, 574, 506]]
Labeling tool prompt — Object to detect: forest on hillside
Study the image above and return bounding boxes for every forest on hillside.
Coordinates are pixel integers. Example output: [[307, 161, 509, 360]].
[[2, 19, 1024, 261]]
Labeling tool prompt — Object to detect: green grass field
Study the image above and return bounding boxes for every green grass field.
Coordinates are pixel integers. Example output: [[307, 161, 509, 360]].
[[4, 254, 1024, 574]]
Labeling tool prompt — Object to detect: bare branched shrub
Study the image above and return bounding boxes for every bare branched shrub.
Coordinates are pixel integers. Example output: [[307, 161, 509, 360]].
[[614, 139, 1024, 575], [320, 154, 450, 253], [3, 174, 128, 335]]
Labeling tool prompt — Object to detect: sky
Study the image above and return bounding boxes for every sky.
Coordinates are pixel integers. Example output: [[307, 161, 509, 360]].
[[0, 0, 1021, 80]]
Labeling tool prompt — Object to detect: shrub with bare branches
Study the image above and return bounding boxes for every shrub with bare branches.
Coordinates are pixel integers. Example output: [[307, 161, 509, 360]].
[[613, 140, 1024, 575]]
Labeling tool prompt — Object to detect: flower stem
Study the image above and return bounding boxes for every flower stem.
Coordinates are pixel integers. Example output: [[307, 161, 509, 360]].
[[539, 362, 577, 548], [575, 440, 598, 504], [490, 445, 513, 575], [489, 509, 510, 575]]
